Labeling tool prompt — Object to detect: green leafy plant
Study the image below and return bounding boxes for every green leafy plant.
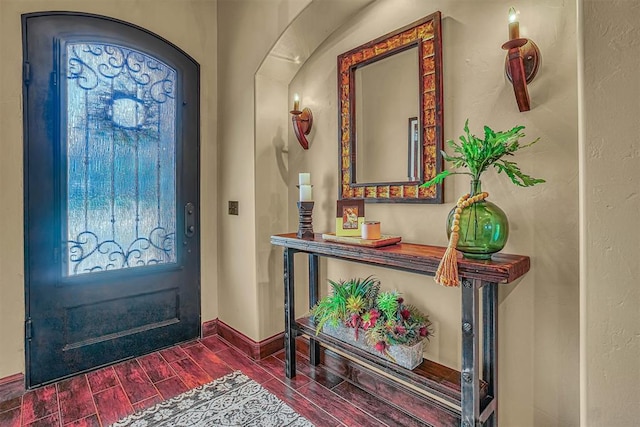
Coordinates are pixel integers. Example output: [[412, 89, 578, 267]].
[[310, 276, 379, 335], [376, 291, 400, 321], [311, 277, 432, 356], [420, 120, 545, 188]]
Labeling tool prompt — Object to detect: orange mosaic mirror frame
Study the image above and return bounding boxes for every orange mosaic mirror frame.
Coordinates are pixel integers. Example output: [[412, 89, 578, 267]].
[[338, 11, 443, 204]]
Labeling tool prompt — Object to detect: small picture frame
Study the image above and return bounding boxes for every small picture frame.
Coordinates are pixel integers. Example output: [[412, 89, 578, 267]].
[[336, 199, 365, 236]]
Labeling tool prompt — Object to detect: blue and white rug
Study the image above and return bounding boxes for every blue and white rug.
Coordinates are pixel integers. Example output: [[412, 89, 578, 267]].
[[111, 371, 314, 426]]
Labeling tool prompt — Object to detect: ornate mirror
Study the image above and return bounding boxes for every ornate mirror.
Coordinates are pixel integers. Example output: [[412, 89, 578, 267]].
[[338, 11, 443, 203]]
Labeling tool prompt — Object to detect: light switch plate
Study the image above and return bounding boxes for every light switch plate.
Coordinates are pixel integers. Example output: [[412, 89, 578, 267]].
[[228, 201, 239, 215]]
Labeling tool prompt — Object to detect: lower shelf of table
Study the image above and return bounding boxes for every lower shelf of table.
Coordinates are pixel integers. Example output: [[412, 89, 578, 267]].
[[293, 335, 462, 426], [295, 316, 490, 408]]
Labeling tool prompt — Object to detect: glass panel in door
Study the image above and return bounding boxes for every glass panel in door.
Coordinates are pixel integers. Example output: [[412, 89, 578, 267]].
[[64, 42, 177, 276]]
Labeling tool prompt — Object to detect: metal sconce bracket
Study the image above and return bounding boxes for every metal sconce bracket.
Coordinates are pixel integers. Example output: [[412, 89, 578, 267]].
[[290, 108, 313, 150], [502, 38, 541, 112]]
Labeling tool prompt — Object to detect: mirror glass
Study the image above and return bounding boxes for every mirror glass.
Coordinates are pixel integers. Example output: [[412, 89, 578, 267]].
[[355, 47, 419, 183], [337, 12, 443, 203]]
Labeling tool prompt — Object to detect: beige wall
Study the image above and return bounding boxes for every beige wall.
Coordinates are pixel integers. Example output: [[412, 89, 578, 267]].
[[219, 0, 374, 341], [0, 0, 218, 378], [252, 0, 373, 340], [289, 0, 579, 425], [582, 1, 640, 425], [216, 0, 310, 341]]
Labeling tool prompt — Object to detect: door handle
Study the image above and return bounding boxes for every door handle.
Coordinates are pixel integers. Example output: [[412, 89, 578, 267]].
[[184, 203, 195, 237]]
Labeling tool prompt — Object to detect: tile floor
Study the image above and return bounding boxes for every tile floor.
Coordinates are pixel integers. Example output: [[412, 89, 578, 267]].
[[0, 336, 433, 427]]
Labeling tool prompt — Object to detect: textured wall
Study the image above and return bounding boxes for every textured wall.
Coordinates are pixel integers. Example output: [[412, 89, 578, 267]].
[[289, 0, 579, 425], [582, 1, 640, 425], [0, 0, 218, 378], [217, 0, 310, 340]]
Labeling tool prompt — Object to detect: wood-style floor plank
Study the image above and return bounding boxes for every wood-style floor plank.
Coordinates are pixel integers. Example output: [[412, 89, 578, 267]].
[[137, 352, 175, 383], [56, 375, 95, 425], [154, 377, 189, 401], [23, 411, 60, 427], [0, 396, 21, 413], [258, 355, 312, 389], [181, 343, 233, 379], [113, 360, 158, 404], [159, 346, 188, 363], [92, 386, 133, 426], [169, 357, 212, 389], [298, 380, 385, 427], [216, 348, 274, 384], [261, 378, 342, 427], [275, 351, 344, 389], [20, 384, 58, 425], [86, 367, 118, 394], [132, 394, 163, 412], [200, 336, 231, 353], [63, 414, 101, 427], [333, 381, 430, 427], [0, 406, 21, 427]]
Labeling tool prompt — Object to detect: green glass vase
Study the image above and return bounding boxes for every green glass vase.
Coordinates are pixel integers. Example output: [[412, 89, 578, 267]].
[[446, 180, 509, 260]]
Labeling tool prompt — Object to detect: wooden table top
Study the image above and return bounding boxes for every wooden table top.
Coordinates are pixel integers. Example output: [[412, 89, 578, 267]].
[[271, 233, 530, 284]]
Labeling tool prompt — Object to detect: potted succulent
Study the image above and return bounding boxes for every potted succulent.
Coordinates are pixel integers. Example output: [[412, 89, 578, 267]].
[[421, 120, 544, 263], [311, 276, 432, 369]]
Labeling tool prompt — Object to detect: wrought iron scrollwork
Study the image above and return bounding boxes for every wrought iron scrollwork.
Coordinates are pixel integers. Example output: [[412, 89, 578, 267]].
[[66, 227, 175, 274], [68, 43, 175, 105]]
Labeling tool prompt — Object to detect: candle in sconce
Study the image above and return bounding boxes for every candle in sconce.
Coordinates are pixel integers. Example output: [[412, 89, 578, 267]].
[[299, 185, 312, 201], [299, 172, 310, 185], [293, 93, 300, 112], [508, 7, 520, 40]]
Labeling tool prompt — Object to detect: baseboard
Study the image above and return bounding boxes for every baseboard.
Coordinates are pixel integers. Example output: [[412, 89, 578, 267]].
[[202, 319, 218, 337], [215, 320, 284, 360], [0, 373, 24, 402]]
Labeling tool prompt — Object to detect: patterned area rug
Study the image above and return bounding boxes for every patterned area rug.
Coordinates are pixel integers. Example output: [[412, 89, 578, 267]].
[[111, 371, 314, 426]]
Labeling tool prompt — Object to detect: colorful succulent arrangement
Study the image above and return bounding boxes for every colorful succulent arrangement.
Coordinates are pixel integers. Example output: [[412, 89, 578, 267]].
[[311, 276, 432, 355]]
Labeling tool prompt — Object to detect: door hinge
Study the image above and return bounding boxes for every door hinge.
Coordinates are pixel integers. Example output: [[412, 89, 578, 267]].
[[23, 62, 31, 85], [25, 318, 33, 340]]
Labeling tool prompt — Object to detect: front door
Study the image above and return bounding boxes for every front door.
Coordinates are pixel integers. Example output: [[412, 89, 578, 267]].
[[23, 12, 200, 387]]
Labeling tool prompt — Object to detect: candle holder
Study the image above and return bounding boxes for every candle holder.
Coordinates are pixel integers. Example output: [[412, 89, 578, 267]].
[[290, 104, 313, 150], [501, 8, 541, 112], [297, 201, 315, 239]]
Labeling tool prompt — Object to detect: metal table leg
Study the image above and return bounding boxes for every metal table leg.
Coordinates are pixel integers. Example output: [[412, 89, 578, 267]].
[[308, 254, 321, 366], [284, 248, 296, 378], [461, 278, 481, 426], [482, 283, 498, 427]]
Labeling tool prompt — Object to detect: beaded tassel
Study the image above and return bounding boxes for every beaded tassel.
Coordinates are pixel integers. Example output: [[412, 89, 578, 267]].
[[435, 191, 489, 287]]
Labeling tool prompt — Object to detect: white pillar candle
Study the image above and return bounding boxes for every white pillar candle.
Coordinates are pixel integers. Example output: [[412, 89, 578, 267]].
[[299, 173, 311, 185], [299, 184, 312, 201], [508, 7, 519, 39], [293, 93, 300, 112]]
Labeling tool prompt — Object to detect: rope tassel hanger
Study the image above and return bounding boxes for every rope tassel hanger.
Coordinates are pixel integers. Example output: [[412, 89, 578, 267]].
[[435, 191, 489, 287]]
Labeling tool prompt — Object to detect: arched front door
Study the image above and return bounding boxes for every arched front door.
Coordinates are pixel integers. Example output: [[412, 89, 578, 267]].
[[23, 12, 201, 387]]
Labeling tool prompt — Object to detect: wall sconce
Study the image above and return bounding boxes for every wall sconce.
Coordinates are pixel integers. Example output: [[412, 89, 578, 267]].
[[501, 7, 541, 112], [290, 93, 313, 149]]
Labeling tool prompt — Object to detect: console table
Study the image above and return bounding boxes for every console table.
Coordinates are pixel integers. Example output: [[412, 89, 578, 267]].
[[271, 233, 529, 427]]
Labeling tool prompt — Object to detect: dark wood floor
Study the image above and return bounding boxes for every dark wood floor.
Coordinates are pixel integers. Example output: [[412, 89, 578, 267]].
[[0, 335, 450, 427]]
